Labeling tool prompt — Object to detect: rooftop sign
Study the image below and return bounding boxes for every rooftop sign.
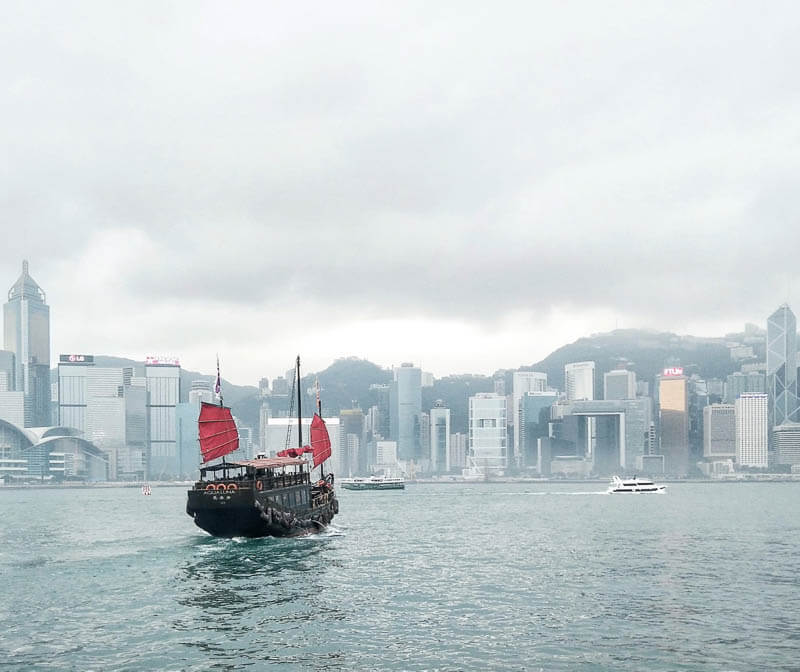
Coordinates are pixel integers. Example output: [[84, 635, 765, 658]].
[[662, 367, 684, 377], [59, 354, 94, 364], [146, 356, 180, 367]]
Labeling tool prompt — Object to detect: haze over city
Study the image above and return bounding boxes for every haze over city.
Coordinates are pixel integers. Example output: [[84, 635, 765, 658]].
[[4, 2, 800, 384]]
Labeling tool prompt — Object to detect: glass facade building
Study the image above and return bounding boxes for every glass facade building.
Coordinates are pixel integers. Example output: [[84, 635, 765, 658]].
[[430, 404, 450, 473], [469, 393, 507, 475], [390, 363, 421, 461], [146, 364, 181, 479], [767, 304, 799, 427], [3, 261, 51, 427], [658, 374, 689, 476]]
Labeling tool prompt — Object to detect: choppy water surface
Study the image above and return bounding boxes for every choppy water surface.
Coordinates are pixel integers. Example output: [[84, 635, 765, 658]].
[[1, 482, 799, 671]]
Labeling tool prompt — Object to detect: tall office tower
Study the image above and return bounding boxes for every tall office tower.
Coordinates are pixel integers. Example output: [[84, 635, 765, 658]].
[[565, 362, 595, 401], [520, 391, 558, 469], [4, 261, 51, 426], [390, 363, 421, 461], [369, 384, 391, 439], [767, 304, 799, 426], [419, 411, 430, 471], [468, 393, 507, 475], [340, 408, 366, 474], [703, 404, 736, 459], [620, 397, 652, 470], [430, 401, 451, 474], [658, 370, 689, 476], [449, 432, 468, 469], [512, 371, 547, 468], [604, 369, 636, 400], [145, 358, 181, 479], [258, 377, 270, 397], [735, 393, 768, 467]]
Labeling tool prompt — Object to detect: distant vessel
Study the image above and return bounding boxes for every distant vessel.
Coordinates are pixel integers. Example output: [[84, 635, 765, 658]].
[[340, 475, 405, 490], [607, 476, 666, 494], [185, 356, 338, 537]]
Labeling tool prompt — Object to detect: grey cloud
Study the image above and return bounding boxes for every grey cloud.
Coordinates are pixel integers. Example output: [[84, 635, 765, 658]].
[[3, 0, 800, 368]]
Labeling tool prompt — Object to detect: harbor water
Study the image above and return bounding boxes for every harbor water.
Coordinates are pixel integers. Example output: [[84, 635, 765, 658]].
[[1, 482, 799, 671]]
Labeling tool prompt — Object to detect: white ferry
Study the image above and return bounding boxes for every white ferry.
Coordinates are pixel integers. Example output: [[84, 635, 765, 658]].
[[607, 475, 666, 494], [339, 475, 405, 491]]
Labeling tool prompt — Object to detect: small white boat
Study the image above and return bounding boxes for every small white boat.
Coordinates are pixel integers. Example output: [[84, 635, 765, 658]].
[[339, 475, 405, 491], [607, 475, 666, 494]]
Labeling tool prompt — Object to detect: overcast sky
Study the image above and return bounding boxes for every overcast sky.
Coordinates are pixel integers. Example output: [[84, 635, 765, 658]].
[[2, 1, 800, 385]]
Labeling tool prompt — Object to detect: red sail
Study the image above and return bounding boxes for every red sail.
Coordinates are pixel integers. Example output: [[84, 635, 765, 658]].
[[198, 402, 240, 463], [310, 413, 331, 467]]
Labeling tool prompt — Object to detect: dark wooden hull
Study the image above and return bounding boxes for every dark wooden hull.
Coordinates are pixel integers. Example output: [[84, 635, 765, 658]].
[[186, 480, 338, 538]]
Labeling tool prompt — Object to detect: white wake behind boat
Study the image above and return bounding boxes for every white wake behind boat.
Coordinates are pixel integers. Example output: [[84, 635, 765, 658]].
[[607, 476, 666, 494]]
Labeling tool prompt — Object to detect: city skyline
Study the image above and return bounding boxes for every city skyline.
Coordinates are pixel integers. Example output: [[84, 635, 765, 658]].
[[7, 263, 799, 389], [4, 3, 800, 386]]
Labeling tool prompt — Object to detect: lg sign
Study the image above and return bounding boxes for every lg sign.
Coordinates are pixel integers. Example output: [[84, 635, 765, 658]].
[[663, 367, 684, 377]]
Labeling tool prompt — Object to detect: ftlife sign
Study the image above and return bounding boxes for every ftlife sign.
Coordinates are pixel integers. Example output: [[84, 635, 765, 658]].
[[662, 367, 684, 377]]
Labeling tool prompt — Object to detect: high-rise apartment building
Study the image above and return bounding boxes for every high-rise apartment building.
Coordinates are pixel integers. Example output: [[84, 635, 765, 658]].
[[767, 304, 799, 426], [565, 362, 595, 401], [658, 370, 689, 475], [703, 404, 735, 458], [604, 369, 636, 400], [468, 393, 507, 475], [735, 393, 768, 467], [512, 371, 547, 467], [390, 363, 421, 461], [4, 261, 51, 426], [430, 402, 450, 473]]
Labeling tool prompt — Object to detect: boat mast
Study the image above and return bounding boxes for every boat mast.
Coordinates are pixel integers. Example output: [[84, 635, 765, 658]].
[[316, 376, 325, 480], [296, 355, 303, 449], [216, 355, 227, 474]]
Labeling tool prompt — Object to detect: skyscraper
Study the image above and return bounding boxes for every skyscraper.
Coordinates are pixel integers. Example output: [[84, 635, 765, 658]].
[[703, 404, 735, 459], [145, 358, 181, 479], [430, 402, 451, 473], [4, 261, 51, 426], [468, 392, 507, 475], [565, 362, 595, 401], [520, 391, 558, 470], [735, 393, 768, 468], [658, 370, 689, 476], [767, 304, 799, 426], [390, 363, 421, 461], [512, 371, 547, 467], [604, 369, 636, 400]]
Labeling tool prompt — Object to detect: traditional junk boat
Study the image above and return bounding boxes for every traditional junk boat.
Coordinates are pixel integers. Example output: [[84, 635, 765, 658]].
[[186, 356, 338, 537]]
